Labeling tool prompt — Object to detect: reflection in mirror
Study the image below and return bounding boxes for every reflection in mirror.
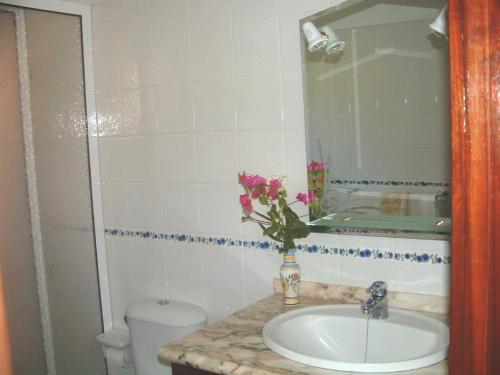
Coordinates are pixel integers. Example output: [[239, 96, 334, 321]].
[[301, 0, 450, 239]]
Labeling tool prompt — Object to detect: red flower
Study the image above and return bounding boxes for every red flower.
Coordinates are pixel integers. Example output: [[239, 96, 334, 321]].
[[296, 192, 308, 205], [239, 193, 253, 213], [307, 161, 325, 172], [268, 178, 282, 199]]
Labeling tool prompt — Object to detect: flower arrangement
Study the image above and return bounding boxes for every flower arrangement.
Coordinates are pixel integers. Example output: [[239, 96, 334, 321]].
[[307, 161, 327, 220], [239, 173, 311, 253]]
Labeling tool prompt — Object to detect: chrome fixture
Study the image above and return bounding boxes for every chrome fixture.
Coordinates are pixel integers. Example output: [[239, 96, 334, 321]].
[[361, 281, 389, 319]]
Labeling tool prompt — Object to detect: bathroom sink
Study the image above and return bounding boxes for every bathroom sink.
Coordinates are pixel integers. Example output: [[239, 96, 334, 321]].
[[262, 304, 448, 372]]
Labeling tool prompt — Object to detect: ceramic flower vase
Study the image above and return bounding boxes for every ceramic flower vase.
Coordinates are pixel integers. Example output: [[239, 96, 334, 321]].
[[280, 249, 301, 305]]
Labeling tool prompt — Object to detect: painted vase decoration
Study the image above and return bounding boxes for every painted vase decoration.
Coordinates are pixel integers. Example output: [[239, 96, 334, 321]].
[[280, 250, 301, 305]]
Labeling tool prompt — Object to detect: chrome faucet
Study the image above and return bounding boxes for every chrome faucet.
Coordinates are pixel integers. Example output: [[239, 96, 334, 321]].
[[361, 281, 389, 319]]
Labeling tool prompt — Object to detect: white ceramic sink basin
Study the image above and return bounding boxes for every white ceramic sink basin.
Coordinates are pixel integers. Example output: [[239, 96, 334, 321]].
[[263, 304, 448, 372]]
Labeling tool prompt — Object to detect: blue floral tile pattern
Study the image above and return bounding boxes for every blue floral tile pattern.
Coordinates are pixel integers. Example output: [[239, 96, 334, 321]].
[[330, 179, 450, 188], [104, 228, 451, 265]]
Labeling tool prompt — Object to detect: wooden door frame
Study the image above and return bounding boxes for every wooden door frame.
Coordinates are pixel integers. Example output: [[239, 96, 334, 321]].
[[448, 0, 499, 374]]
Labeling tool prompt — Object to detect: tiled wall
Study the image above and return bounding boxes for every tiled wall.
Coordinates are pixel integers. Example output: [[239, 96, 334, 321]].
[[90, 0, 450, 328]]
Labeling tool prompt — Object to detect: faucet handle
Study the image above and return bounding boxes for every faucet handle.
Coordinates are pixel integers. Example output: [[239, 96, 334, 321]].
[[368, 281, 387, 297]]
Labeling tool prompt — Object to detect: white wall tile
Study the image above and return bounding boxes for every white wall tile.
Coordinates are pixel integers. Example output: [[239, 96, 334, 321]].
[[197, 132, 239, 183], [278, 14, 303, 73], [153, 34, 190, 85], [118, 38, 154, 89], [277, 0, 332, 16], [236, 74, 283, 130], [96, 91, 122, 136], [164, 242, 204, 292], [231, 0, 277, 24], [157, 134, 197, 183], [121, 88, 158, 135], [105, 237, 133, 282], [192, 79, 236, 132], [338, 257, 396, 289], [238, 129, 285, 176], [115, 0, 152, 43], [282, 71, 305, 129], [189, 0, 231, 30], [133, 283, 168, 301], [189, 0, 234, 80], [101, 183, 129, 228], [98, 139, 124, 182], [284, 129, 307, 184], [203, 246, 245, 300], [151, 0, 189, 37], [243, 249, 281, 303], [169, 289, 206, 309], [130, 239, 165, 286], [122, 136, 159, 182], [233, 17, 280, 75], [126, 183, 162, 230], [161, 184, 201, 233], [155, 84, 194, 133], [93, 46, 121, 92], [109, 280, 135, 329], [296, 253, 340, 284], [205, 294, 245, 324], [393, 263, 449, 296], [199, 184, 242, 236]]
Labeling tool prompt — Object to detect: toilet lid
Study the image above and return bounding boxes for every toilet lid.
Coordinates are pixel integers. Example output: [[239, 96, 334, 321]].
[[126, 299, 207, 327]]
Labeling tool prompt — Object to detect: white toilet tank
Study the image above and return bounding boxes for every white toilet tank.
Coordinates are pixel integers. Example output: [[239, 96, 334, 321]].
[[126, 299, 207, 375]]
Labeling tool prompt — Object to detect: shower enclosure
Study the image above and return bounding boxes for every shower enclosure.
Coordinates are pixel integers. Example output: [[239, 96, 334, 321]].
[[0, 2, 107, 374]]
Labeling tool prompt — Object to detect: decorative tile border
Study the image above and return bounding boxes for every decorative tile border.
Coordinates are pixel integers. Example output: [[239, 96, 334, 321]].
[[330, 179, 451, 188], [104, 228, 451, 265]]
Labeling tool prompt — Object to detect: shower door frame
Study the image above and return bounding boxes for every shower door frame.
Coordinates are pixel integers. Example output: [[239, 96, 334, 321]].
[[1, 0, 112, 335]]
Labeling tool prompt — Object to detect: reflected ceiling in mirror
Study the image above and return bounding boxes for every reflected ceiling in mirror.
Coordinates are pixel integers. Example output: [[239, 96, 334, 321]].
[[300, 0, 450, 239]]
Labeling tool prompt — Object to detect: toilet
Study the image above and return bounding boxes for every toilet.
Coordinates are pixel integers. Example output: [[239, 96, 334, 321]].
[[126, 298, 207, 375], [96, 328, 135, 375]]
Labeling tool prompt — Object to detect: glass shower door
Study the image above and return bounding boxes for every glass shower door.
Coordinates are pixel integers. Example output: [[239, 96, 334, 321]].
[[23, 8, 106, 375]]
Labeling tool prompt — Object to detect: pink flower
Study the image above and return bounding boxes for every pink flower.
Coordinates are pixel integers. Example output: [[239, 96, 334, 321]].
[[252, 175, 267, 186], [239, 173, 267, 188], [268, 178, 282, 199], [251, 188, 261, 199], [307, 161, 325, 172], [239, 193, 253, 213], [308, 190, 315, 202], [296, 192, 308, 205], [239, 173, 253, 187]]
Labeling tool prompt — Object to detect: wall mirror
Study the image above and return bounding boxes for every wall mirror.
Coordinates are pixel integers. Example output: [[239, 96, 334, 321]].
[[300, 0, 451, 239]]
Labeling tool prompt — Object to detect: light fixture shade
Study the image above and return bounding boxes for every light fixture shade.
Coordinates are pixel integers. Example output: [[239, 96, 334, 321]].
[[429, 5, 448, 38], [320, 26, 346, 56], [302, 21, 328, 52]]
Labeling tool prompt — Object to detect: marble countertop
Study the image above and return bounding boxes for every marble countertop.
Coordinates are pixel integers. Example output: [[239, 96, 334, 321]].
[[158, 286, 448, 375]]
